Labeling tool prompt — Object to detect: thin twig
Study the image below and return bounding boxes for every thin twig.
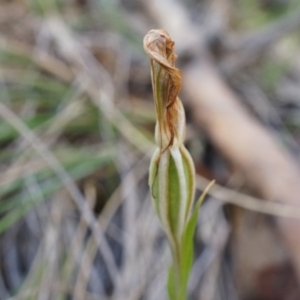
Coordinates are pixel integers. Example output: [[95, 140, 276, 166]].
[[197, 175, 300, 219]]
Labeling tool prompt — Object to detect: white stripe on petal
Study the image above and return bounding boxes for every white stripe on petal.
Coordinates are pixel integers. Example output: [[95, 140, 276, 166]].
[[170, 147, 187, 239], [158, 151, 177, 251]]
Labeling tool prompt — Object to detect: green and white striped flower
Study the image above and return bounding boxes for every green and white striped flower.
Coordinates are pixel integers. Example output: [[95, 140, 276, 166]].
[[144, 29, 215, 300], [149, 145, 195, 259], [144, 29, 195, 266]]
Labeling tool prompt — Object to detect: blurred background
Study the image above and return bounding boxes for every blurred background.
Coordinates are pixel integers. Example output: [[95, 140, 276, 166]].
[[1, 0, 300, 299]]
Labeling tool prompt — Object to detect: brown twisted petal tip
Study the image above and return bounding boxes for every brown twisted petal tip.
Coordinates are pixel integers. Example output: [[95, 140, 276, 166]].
[[143, 29, 177, 66]]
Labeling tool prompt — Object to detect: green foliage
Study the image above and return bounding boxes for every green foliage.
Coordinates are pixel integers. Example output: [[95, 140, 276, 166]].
[[261, 58, 287, 90], [94, 0, 142, 52], [0, 146, 116, 236], [234, 0, 291, 29], [27, 0, 64, 15], [167, 180, 215, 300]]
